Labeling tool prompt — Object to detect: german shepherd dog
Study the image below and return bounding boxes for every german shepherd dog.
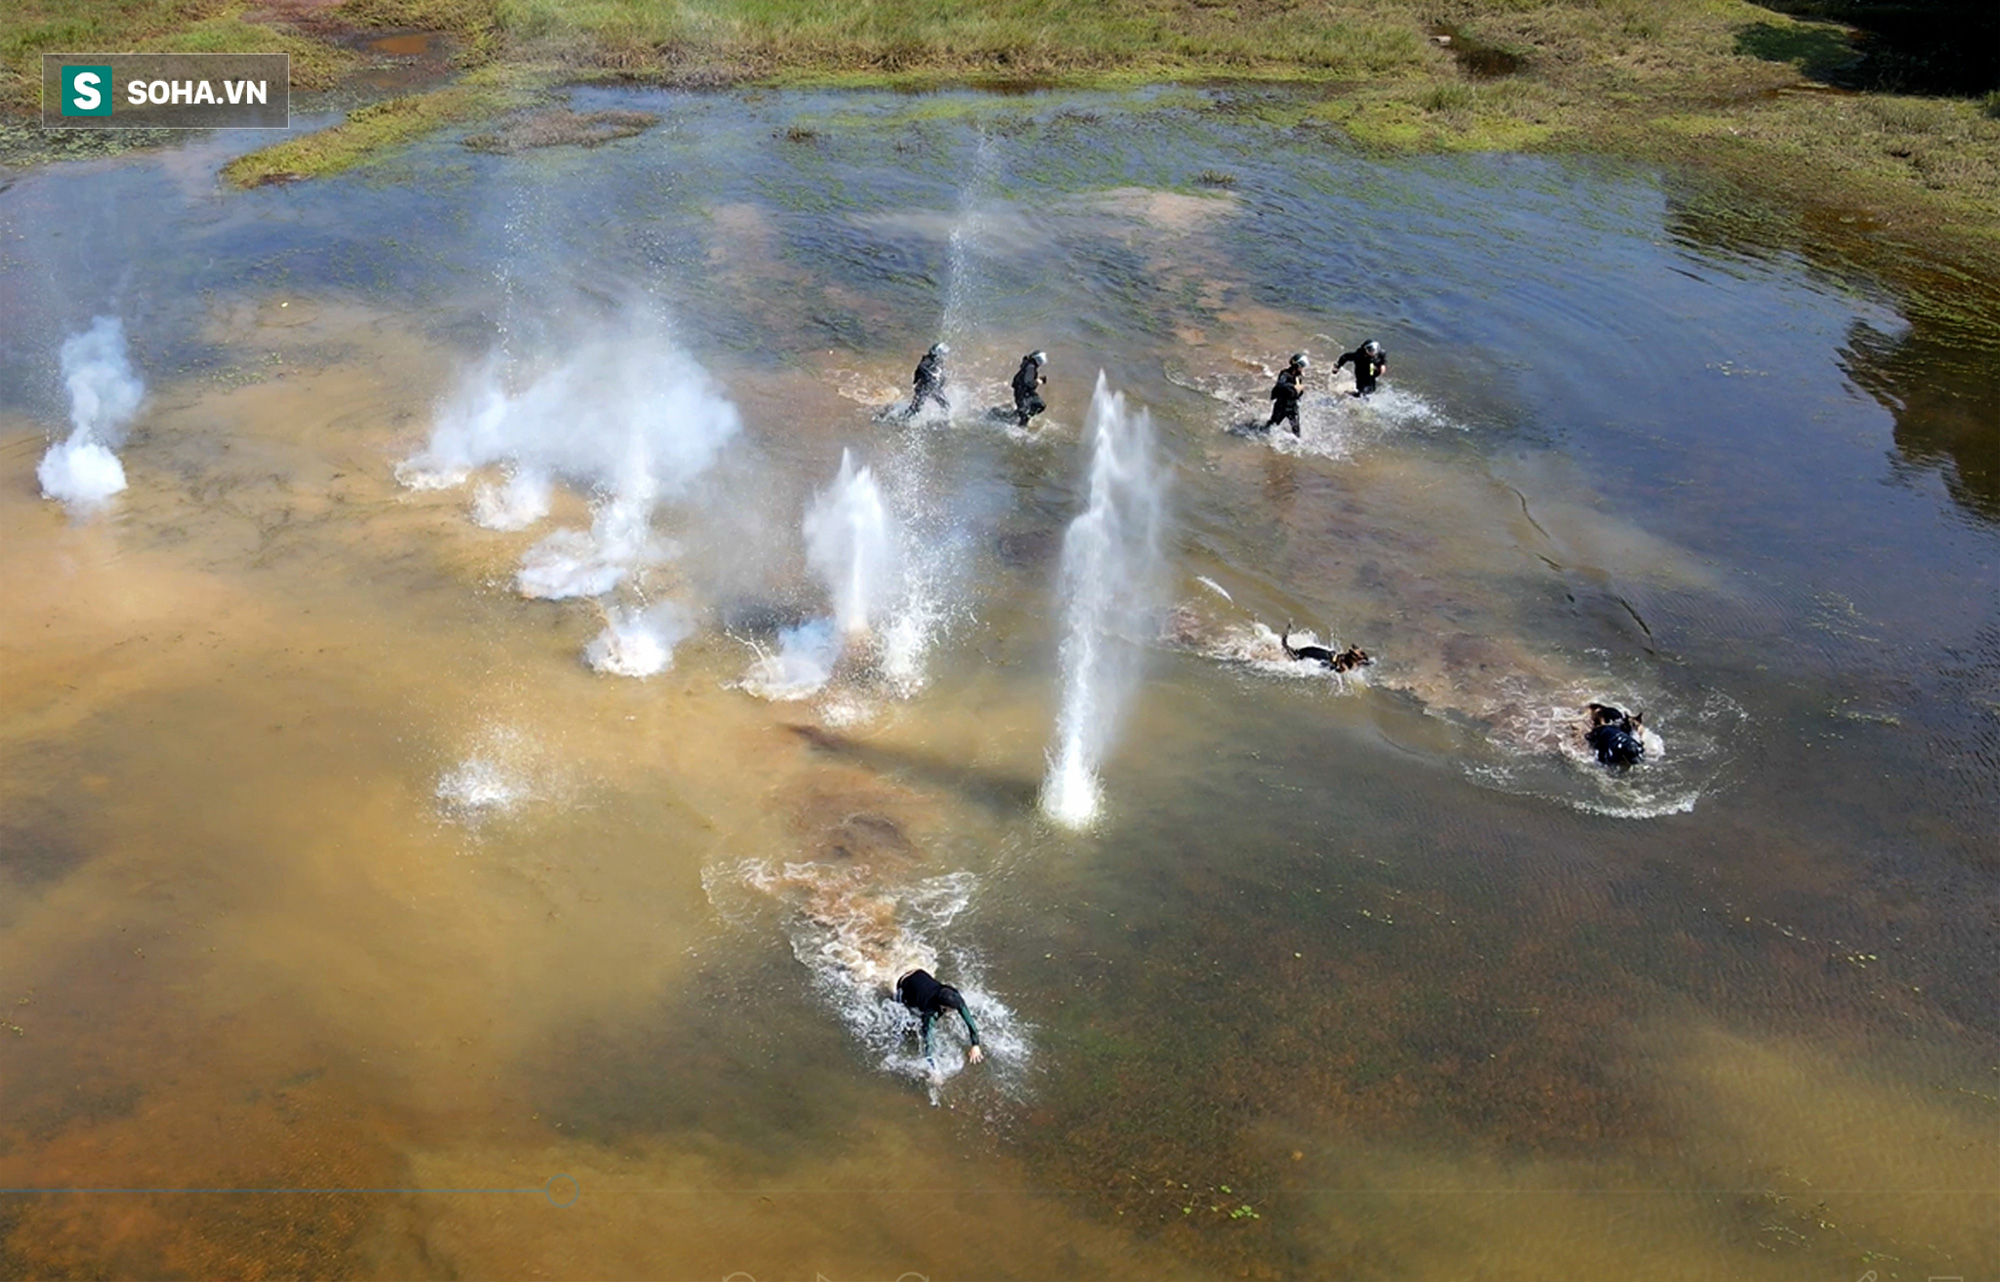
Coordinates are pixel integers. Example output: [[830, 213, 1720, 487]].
[[1281, 625, 1373, 673], [1585, 703, 1647, 768]]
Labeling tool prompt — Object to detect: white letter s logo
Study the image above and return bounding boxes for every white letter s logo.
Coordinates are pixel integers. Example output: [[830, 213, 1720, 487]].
[[72, 72, 101, 111]]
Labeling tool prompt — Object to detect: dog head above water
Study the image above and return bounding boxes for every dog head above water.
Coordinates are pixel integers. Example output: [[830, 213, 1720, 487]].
[[1330, 645, 1373, 673]]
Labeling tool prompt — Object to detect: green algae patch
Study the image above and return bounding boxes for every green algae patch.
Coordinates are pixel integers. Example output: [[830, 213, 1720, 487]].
[[1308, 80, 1561, 154]]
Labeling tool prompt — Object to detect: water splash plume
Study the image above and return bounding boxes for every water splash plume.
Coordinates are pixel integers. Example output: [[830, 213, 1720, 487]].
[[1041, 374, 1171, 828], [585, 600, 693, 678], [805, 449, 897, 640]]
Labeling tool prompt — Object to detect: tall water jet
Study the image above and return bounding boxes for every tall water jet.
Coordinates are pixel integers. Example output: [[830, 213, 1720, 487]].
[[805, 449, 896, 642], [1041, 374, 1171, 829], [936, 133, 997, 355], [739, 450, 913, 703], [38, 316, 145, 512]]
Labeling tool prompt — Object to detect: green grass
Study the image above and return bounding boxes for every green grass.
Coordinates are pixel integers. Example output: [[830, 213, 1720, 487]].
[[5, 0, 2000, 317], [0, 1, 352, 113]]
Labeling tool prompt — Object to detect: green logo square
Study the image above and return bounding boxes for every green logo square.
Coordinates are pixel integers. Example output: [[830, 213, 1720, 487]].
[[61, 65, 114, 117]]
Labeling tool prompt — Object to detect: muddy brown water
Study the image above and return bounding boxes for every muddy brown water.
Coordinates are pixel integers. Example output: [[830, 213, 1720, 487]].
[[0, 88, 1994, 1279]]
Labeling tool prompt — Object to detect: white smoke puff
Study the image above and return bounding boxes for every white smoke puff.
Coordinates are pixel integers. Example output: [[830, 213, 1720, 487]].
[[585, 601, 693, 678], [38, 316, 144, 511], [402, 314, 742, 597], [36, 440, 127, 508], [471, 468, 552, 530], [737, 618, 842, 701], [404, 327, 740, 500]]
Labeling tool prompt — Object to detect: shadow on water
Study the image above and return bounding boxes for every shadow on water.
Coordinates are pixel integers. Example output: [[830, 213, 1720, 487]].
[[788, 723, 1042, 814]]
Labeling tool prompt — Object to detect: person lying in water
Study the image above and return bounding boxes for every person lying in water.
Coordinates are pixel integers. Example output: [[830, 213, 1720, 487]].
[[895, 967, 984, 1064]]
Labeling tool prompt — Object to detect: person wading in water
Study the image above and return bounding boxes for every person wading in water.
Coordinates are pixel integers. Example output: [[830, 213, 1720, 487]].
[[905, 342, 950, 419], [895, 967, 985, 1064], [1336, 339, 1388, 396], [1267, 351, 1309, 434], [1012, 350, 1048, 427]]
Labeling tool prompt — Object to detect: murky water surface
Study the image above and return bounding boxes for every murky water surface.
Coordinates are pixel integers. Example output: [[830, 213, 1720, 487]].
[[1, 87, 1995, 1279]]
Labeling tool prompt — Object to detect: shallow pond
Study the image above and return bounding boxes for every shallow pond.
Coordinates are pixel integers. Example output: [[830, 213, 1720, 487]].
[[0, 86, 1995, 1279]]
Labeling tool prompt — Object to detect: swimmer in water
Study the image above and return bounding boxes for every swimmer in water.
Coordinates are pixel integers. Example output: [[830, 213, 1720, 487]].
[[1267, 351, 1308, 434], [1336, 339, 1388, 396], [905, 342, 950, 419], [895, 967, 985, 1064], [1585, 703, 1647, 769]]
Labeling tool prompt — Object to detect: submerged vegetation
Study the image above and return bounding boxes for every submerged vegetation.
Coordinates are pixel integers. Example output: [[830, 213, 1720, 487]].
[[2, 0, 1997, 302]]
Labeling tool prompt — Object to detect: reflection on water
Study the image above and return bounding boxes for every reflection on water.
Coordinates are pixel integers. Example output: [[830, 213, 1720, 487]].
[[1847, 317, 2000, 525], [0, 86, 1996, 1278]]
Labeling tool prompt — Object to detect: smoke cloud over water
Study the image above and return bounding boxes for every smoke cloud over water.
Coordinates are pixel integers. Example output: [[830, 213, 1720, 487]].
[[1042, 374, 1171, 829], [399, 313, 741, 599], [38, 316, 145, 512], [585, 600, 694, 678]]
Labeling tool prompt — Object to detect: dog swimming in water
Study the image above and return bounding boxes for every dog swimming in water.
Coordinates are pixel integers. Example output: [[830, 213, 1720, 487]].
[[1281, 625, 1373, 673], [1585, 703, 1647, 768]]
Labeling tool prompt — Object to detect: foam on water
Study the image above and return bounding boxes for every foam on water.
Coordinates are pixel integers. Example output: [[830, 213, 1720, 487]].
[[585, 601, 692, 678], [1445, 681, 1743, 820], [434, 723, 566, 824], [436, 757, 526, 815], [1168, 360, 1455, 459], [38, 317, 145, 512], [713, 859, 1029, 1097]]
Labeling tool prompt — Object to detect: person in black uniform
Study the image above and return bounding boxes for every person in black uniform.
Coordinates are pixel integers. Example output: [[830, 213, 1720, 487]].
[[1585, 703, 1647, 769], [905, 342, 950, 419], [1011, 350, 1048, 427], [894, 967, 984, 1064], [1335, 339, 1388, 396], [1267, 352, 1309, 434]]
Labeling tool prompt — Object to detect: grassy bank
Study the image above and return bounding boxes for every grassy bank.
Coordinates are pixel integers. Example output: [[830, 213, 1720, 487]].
[[5, 0, 1998, 318]]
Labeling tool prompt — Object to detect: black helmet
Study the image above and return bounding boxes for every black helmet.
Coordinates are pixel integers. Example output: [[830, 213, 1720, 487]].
[[929, 342, 949, 357], [1028, 350, 1047, 366], [1362, 340, 1382, 357], [1289, 352, 1309, 369]]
